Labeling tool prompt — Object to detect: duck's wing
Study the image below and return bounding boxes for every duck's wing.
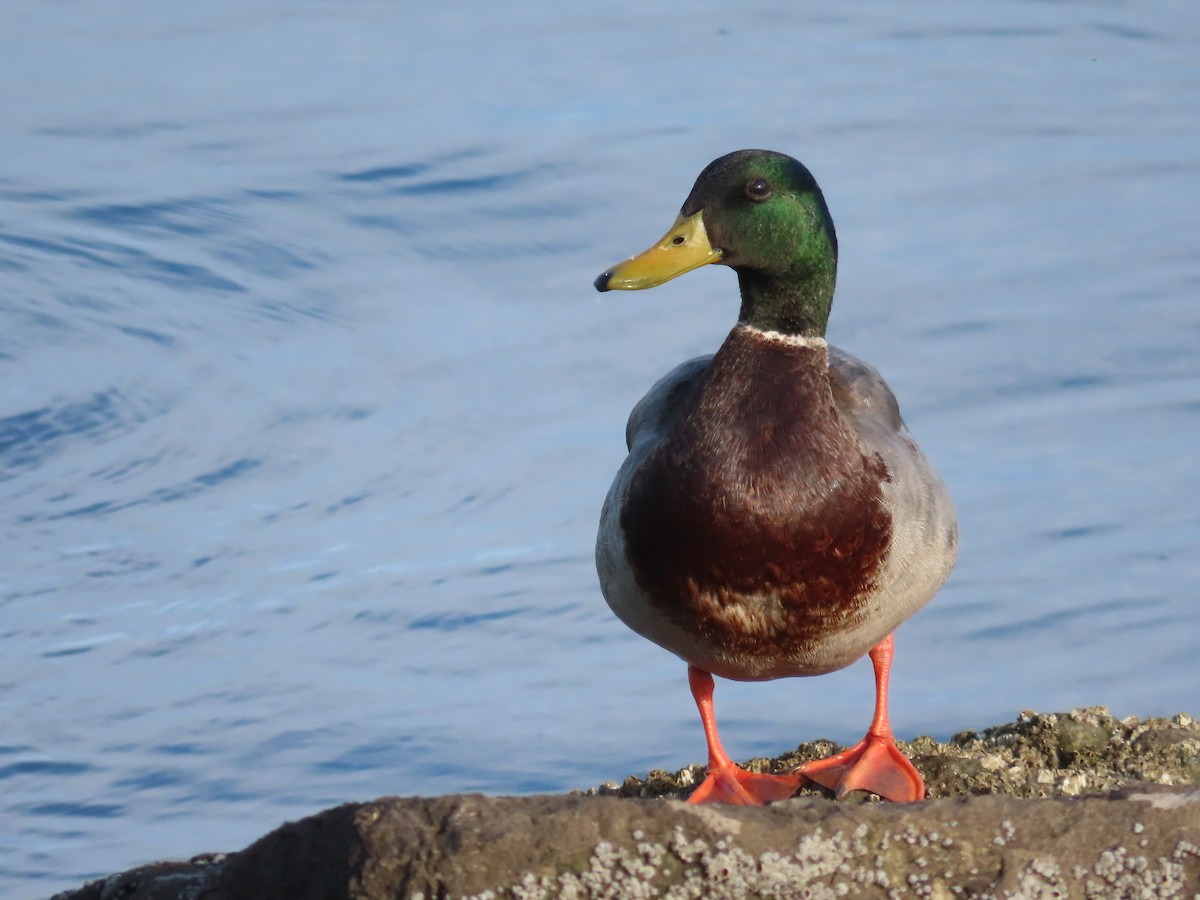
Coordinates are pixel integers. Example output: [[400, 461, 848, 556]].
[[597, 354, 712, 659], [827, 345, 904, 436], [828, 344, 958, 614], [624, 355, 712, 451]]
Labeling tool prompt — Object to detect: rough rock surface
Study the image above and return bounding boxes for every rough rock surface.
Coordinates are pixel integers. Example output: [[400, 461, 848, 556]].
[[599, 707, 1200, 803], [51, 709, 1200, 900]]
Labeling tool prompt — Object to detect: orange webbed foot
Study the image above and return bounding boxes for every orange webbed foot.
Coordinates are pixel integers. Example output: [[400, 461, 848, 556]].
[[687, 763, 803, 805], [796, 733, 924, 802]]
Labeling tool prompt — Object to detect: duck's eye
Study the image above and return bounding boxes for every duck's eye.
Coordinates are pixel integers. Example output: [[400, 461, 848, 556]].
[[744, 177, 772, 201]]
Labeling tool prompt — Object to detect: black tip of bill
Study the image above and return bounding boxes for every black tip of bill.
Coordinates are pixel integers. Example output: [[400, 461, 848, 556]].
[[594, 270, 614, 292]]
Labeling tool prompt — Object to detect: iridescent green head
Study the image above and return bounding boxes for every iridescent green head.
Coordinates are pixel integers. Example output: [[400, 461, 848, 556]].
[[595, 149, 839, 337]]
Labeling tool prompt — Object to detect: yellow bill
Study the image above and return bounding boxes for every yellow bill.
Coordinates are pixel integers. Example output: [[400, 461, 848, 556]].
[[594, 210, 723, 292]]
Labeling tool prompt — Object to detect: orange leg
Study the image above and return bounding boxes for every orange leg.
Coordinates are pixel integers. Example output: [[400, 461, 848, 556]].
[[795, 633, 925, 802], [685, 666, 803, 805]]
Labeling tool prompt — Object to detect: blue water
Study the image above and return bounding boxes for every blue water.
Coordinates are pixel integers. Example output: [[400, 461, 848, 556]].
[[2, 2, 1198, 896]]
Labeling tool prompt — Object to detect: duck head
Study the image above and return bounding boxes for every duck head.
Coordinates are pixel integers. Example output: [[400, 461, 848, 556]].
[[594, 149, 839, 338]]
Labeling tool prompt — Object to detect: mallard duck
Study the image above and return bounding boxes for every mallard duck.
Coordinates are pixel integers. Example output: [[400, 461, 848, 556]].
[[594, 149, 957, 805]]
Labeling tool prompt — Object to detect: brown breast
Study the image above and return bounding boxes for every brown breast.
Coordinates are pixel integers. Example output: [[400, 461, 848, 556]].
[[620, 328, 893, 657]]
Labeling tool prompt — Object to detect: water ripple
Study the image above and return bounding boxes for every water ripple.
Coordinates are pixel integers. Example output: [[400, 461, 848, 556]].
[[0, 760, 92, 780], [0, 389, 148, 477], [69, 198, 242, 238]]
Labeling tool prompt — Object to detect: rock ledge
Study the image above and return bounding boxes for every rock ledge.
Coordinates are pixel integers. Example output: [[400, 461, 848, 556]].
[[52, 708, 1200, 899]]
